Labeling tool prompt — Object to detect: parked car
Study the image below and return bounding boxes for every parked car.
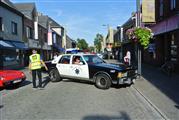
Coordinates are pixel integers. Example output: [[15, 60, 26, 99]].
[[0, 70, 26, 88], [47, 54, 137, 89]]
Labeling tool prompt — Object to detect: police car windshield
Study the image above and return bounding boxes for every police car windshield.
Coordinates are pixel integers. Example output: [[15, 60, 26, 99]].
[[83, 55, 105, 64]]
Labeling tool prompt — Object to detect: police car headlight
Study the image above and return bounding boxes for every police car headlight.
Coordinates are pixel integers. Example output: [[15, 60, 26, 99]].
[[117, 72, 123, 78]]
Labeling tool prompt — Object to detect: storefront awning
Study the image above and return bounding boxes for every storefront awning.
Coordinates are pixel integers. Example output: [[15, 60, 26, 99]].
[[0, 40, 28, 50], [11, 41, 28, 50], [0, 40, 15, 49], [53, 44, 65, 52], [150, 15, 179, 35]]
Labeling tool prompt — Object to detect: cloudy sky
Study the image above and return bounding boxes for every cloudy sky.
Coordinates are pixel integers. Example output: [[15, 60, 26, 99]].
[[12, 0, 136, 46]]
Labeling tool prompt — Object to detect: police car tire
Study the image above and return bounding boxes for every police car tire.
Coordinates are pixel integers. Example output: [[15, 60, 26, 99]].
[[95, 74, 111, 89], [50, 69, 61, 82]]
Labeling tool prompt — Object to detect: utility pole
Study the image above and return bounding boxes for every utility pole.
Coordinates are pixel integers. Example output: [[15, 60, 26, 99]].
[[120, 27, 123, 62], [136, 0, 142, 76]]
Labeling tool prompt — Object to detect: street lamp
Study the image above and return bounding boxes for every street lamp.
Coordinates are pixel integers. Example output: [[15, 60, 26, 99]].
[[102, 24, 111, 59]]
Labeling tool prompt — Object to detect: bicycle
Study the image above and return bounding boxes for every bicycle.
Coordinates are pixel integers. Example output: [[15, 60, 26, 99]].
[[160, 61, 175, 77]]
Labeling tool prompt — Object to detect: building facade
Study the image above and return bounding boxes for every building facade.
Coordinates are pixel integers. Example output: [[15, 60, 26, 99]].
[[144, 0, 179, 72], [0, 0, 26, 69]]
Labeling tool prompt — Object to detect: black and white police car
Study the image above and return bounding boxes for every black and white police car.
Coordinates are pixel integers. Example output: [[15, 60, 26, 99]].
[[47, 54, 137, 89]]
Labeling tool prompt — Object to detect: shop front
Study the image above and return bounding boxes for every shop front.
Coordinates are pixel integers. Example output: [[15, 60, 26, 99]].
[[0, 40, 28, 70]]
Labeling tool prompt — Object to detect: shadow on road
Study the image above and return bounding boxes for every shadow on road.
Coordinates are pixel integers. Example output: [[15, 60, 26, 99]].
[[0, 105, 3, 109], [141, 64, 179, 107], [83, 111, 131, 120], [4, 80, 31, 90], [42, 76, 51, 88], [175, 105, 179, 109], [62, 79, 129, 89]]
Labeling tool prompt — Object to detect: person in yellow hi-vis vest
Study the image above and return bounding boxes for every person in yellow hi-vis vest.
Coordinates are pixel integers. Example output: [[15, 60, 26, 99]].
[[29, 49, 48, 89]]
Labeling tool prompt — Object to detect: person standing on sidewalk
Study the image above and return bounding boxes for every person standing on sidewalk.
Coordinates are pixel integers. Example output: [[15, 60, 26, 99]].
[[29, 49, 48, 89], [124, 50, 131, 66]]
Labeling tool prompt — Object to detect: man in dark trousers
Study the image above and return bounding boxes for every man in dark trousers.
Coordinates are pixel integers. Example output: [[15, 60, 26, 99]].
[[29, 49, 48, 89]]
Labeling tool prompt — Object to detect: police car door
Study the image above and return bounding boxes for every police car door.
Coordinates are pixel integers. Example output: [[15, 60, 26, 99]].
[[56, 55, 71, 77], [69, 55, 89, 80]]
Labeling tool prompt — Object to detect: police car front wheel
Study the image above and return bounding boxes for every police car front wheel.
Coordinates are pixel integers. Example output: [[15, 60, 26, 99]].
[[95, 74, 111, 89], [50, 69, 62, 82]]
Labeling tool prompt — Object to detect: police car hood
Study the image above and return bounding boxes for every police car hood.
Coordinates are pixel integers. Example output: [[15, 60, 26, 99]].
[[92, 62, 127, 71]]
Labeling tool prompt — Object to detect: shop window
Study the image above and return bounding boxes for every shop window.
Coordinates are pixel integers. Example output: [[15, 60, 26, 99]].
[[11, 21, 17, 35], [0, 17, 2, 31], [159, 0, 164, 17], [170, 34, 177, 63], [170, 0, 176, 10]]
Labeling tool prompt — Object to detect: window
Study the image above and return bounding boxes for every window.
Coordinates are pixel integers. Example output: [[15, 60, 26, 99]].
[[171, 0, 176, 10], [44, 33, 47, 42], [159, 0, 164, 17], [26, 26, 33, 39], [72, 56, 85, 65], [59, 55, 71, 64], [0, 17, 2, 31], [11, 21, 17, 35]]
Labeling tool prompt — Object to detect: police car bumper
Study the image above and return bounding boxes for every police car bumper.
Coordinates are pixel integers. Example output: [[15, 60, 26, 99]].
[[113, 70, 137, 85], [118, 76, 137, 85]]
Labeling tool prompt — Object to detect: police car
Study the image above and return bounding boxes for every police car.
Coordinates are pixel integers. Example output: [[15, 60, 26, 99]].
[[48, 54, 137, 89]]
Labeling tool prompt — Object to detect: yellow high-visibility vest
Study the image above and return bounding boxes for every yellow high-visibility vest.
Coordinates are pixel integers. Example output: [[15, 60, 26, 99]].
[[29, 54, 41, 70]]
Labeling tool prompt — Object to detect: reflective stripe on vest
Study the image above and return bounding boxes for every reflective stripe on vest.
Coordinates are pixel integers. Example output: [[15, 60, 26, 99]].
[[29, 54, 41, 70]]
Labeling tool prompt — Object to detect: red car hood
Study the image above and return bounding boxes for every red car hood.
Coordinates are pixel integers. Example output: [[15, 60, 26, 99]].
[[0, 70, 25, 81]]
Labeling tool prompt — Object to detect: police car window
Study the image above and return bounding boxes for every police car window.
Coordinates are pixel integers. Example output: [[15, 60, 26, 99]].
[[59, 55, 70, 64], [72, 56, 85, 65], [84, 55, 104, 64]]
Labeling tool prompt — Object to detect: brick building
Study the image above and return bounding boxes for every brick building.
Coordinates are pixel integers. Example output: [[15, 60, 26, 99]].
[[143, 0, 179, 72]]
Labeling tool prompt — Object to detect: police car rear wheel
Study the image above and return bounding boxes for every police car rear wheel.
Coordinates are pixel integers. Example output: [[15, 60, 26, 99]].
[[50, 69, 61, 82], [95, 74, 111, 89]]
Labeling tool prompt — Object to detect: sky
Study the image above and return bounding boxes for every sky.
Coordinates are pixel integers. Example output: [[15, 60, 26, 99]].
[[12, 0, 136, 46]]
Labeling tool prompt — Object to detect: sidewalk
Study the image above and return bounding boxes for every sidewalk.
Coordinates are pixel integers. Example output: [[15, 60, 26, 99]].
[[105, 59, 179, 119]]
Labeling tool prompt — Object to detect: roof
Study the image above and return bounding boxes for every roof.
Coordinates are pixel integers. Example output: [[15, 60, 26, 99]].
[[0, 0, 23, 16], [14, 3, 35, 12], [14, 3, 36, 19], [38, 14, 63, 29]]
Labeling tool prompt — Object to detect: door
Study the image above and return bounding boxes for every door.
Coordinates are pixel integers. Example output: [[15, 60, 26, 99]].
[[56, 55, 71, 77], [69, 55, 89, 80]]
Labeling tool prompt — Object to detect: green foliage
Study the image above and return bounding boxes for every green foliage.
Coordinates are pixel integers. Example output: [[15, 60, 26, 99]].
[[126, 27, 153, 49], [89, 46, 95, 52], [76, 38, 88, 50], [94, 33, 103, 52]]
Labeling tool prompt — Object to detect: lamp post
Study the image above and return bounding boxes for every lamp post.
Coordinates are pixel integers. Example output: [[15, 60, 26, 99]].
[[102, 24, 110, 59], [119, 26, 123, 62], [136, 0, 142, 76]]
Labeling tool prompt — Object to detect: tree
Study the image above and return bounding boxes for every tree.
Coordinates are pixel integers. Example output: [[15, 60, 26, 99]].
[[89, 46, 95, 52], [76, 38, 88, 50], [94, 33, 103, 52]]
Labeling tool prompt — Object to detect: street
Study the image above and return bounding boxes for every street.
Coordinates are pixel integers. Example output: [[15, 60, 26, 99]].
[[1, 68, 165, 120]]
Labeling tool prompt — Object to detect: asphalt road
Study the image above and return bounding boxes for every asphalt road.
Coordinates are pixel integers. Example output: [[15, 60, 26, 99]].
[[0, 69, 165, 120]]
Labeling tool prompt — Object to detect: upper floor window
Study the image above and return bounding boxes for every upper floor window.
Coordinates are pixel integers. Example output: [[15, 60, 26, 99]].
[[44, 33, 47, 42], [26, 26, 33, 39], [11, 21, 17, 35], [159, 0, 164, 17], [171, 0, 176, 10]]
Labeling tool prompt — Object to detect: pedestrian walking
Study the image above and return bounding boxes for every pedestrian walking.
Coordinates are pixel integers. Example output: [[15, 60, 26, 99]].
[[53, 52, 59, 59], [124, 50, 131, 66], [29, 49, 48, 89]]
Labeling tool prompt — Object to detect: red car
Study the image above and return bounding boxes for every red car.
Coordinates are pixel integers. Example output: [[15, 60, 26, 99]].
[[0, 70, 26, 87]]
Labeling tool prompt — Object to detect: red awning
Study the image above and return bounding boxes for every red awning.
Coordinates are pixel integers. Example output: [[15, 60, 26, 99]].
[[150, 15, 179, 35]]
